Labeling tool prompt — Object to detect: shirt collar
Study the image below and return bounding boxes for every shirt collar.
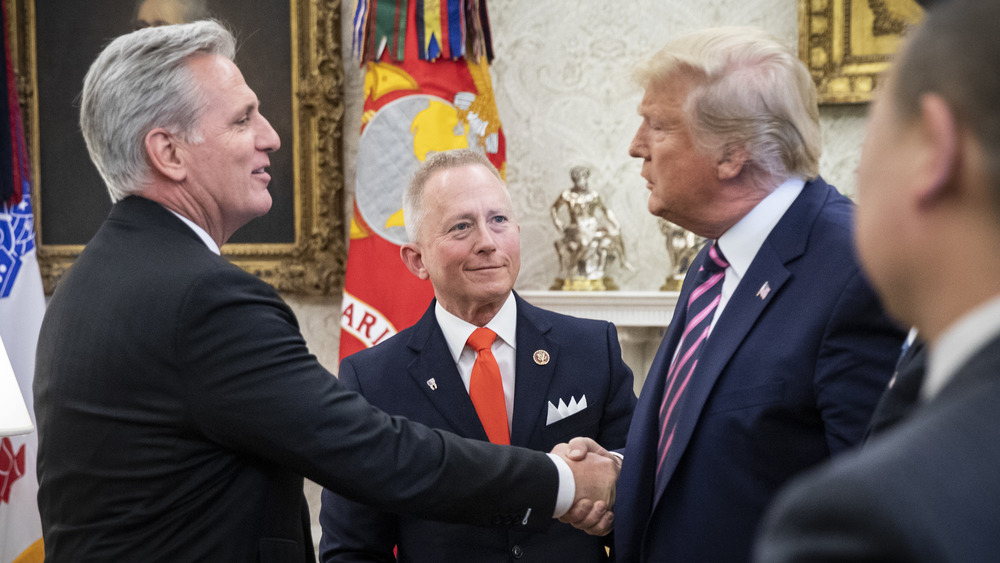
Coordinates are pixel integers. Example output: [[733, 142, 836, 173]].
[[435, 292, 518, 363], [166, 209, 221, 255], [925, 293, 1000, 400], [717, 176, 805, 281]]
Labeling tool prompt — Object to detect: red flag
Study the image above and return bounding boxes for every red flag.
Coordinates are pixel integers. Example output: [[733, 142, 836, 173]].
[[339, 0, 505, 360]]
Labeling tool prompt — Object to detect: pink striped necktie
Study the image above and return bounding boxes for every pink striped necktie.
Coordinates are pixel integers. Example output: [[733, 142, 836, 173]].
[[655, 242, 728, 487]]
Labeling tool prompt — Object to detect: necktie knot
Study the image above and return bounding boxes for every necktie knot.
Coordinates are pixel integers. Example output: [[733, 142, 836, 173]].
[[701, 243, 729, 275], [468, 327, 497, 353]]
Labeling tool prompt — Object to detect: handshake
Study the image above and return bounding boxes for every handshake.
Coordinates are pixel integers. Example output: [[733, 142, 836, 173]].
[[550, 437, 620, 536]]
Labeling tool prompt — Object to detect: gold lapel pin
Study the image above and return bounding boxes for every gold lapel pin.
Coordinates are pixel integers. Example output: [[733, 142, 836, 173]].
[[533, 350, 550, 365]]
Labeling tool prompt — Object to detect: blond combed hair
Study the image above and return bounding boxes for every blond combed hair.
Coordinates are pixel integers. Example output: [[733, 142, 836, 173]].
[[634, 26, 821, 184]]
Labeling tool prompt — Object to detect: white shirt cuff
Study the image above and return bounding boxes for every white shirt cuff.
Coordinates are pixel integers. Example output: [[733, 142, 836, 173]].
[[547, 453, 575, 518]]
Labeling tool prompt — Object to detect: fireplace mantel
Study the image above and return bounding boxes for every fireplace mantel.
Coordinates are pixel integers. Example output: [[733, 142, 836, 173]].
[[517, 290, 677, 326], [518, 291, 678, 392]]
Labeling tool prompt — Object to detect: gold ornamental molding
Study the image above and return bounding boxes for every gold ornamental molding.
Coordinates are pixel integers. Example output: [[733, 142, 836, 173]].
[[799, 0, 924, 104]]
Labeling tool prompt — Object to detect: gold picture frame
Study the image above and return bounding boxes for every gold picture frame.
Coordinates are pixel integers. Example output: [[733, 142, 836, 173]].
[[799, 0, 924, 104], [5, 0, 346, 295]]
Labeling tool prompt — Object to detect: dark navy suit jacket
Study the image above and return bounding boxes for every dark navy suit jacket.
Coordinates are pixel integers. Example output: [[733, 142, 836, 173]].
[[320, 294, 636, 562], [614, 178, 905, 562]]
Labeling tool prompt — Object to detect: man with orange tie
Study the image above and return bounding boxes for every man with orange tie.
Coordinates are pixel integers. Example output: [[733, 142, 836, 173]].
[[319, 149, 636, 562]]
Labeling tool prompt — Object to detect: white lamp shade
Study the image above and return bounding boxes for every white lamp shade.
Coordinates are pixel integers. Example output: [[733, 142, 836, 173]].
[[0, 336, 34, 436]]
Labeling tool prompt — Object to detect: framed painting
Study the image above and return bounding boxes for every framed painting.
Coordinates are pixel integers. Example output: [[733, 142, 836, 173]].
[[5, 0, 346, 294], [799, 0, 924, 104]]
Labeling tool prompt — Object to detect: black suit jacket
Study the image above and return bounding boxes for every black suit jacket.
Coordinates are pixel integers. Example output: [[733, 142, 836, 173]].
[[756, 333, 1000, 562], [319, 296, 636, 562], [34, 197, 559, 562]]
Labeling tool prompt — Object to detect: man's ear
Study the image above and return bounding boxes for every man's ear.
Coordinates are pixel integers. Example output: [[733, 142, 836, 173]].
[[145, 128, 186, 182], [717, 144, 748, 181], [915, 93, 958, 209], [400, 243, 430, 280]]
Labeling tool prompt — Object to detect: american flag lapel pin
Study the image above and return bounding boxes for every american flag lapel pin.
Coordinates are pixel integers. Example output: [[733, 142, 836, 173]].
[[426, 378, 438, 390], [757, 281, 771, 300]]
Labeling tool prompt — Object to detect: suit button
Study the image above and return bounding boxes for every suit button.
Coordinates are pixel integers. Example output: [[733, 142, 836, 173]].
[[511, 545, 523, 559]]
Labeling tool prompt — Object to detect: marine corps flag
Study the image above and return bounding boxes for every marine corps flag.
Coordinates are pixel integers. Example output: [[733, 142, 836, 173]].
[[339, 0, 505, 360]]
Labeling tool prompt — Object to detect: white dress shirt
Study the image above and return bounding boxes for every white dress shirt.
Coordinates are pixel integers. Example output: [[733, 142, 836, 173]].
[[435, 292, 575, 517], [924, 294, 1000, 401]]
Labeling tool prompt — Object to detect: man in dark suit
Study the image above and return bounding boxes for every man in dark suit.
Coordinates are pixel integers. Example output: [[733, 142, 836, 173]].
[[565, 26, 906, 560], [756, 0, 1000, 559], [32, 21, 617, 561], [318, 149, 636, 562]]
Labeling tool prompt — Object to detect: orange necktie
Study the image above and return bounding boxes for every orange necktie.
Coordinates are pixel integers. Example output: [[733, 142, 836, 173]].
[[466, 328, 510, 445]]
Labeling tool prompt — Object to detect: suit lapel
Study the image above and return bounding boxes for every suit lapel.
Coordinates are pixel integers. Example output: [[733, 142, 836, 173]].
[[405, 305, 490, 441], [651, 180, 830, 506], [694, 243, 794, 393], [510, 295, 558, 446]]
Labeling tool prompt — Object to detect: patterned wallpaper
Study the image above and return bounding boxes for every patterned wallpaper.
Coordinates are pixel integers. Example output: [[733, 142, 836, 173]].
[[289, 0, 870, 369]]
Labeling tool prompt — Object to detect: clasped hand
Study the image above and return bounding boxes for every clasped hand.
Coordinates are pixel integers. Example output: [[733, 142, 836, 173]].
[[551, 437, 620, 536]]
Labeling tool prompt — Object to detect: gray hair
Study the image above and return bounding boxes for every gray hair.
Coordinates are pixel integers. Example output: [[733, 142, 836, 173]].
[[893, 0, 1000, 204], [402, 149, 509, 242], [634, 26, 821, 183], [80, 19, 235, 202]]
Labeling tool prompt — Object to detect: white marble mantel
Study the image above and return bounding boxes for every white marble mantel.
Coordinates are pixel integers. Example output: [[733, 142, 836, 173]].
[[518, 290, 677, 327], [519, 291, 677, 394]]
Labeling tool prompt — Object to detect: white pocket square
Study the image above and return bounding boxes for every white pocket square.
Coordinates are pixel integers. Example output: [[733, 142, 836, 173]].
[[546, 395, 587, 425]]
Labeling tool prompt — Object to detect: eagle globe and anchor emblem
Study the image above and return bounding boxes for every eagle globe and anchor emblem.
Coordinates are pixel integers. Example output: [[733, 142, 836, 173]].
[[353, 64, 502, 248]]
